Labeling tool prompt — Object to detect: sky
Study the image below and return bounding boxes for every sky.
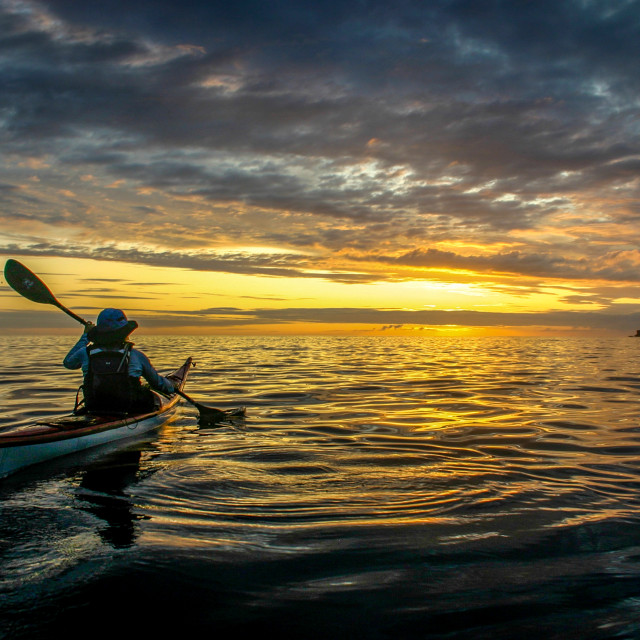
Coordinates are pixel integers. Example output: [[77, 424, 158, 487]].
[[2, 0, 640, 336]]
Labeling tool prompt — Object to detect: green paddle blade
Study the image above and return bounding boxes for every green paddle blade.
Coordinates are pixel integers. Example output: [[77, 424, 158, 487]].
[[4, 259, 58, 305]]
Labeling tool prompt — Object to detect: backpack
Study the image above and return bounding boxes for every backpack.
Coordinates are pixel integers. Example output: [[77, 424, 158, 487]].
[[84, 343, 134, 413]]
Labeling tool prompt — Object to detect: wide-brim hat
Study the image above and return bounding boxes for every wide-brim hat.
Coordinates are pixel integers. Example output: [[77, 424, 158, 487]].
[[88, 308, 138, 342]]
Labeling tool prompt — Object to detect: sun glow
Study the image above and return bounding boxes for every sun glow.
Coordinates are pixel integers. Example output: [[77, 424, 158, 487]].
[[1, 254, 628, 337]]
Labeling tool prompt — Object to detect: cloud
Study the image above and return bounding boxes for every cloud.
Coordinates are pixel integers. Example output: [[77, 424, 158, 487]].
[[219, 306, 640, 332], [0, 241, 376, 283], [352, 247, 640, 283], [3, 238, 640, 292], [4, 304, 639, 333], [2, 0, 640, 330]]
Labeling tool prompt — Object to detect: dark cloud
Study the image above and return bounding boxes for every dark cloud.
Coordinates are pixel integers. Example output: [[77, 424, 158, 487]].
[[240, 306, 640, 332], [352, 247, 640, 282], [5, 304, 640, 333], [3, 240, 640, 289], [0, 242, 376, 284]]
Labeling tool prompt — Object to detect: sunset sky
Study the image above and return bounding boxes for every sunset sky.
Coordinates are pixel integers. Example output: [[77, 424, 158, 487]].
[[2, 0, 640, 336]]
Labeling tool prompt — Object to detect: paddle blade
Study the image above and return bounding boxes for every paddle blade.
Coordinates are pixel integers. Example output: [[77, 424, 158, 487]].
[[4, 259, 58, 305], [197, 409, 228, 426], [198, 406, 246, 427]]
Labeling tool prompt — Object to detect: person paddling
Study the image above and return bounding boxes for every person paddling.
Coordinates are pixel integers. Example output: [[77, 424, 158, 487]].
[[63, 308, 177, 414]]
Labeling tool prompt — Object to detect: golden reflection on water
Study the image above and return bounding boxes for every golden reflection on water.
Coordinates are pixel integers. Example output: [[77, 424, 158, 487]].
[[3, 336, 640, 639], [2, 335, 640, 541]]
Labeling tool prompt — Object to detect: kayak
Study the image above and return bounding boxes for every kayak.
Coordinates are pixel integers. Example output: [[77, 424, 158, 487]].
[[0, 358, 193, 479]]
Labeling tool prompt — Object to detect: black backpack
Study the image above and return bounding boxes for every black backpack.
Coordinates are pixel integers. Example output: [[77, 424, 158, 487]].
[[84, 343, 134, 413]]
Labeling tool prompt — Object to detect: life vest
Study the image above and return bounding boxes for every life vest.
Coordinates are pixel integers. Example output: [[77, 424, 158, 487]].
[[84, 343, 138, 413]]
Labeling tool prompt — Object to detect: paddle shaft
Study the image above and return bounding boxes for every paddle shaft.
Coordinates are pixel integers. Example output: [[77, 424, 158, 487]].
[[175, 389, 226, 420], [51, 299, 90, 326]]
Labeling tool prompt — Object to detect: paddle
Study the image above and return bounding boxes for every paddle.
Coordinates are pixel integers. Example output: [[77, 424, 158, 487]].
[[4, 258, 237, 423], [4, 258, 89, 326], [174, 389, 228, 423]]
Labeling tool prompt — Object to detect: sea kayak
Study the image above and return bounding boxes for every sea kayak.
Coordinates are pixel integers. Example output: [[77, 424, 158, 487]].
[[0, 357, 193, 478]]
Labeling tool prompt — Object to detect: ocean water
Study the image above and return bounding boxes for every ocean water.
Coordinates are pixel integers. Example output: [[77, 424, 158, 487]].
[[1, 335, 640, 638]]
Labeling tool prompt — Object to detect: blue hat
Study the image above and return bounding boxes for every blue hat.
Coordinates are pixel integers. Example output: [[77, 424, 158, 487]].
[[89, 308, 138, 340], [95, 308, 130, 332]]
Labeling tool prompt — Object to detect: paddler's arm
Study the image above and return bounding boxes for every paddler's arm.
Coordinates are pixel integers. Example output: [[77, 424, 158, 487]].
[[62, 323, 94, 371], [130, 350, 177, 394]]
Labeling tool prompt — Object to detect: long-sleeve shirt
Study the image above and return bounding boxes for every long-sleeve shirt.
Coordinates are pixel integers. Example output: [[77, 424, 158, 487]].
[[63, 334, 175, 395]]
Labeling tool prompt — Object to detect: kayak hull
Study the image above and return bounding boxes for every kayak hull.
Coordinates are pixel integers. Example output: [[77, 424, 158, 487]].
[[0, 357, 192, 478], [0, 411, 176, 478]]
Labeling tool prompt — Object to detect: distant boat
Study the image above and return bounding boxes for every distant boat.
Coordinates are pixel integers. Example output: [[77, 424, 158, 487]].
[[630, 330, 640, 337]]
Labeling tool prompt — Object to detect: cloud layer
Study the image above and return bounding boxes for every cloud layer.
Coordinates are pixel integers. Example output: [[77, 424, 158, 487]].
[[2, 0, 640, 331]]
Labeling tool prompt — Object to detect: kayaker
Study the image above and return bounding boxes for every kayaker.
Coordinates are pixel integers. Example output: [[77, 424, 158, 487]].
[[63, 308, 178, 414]]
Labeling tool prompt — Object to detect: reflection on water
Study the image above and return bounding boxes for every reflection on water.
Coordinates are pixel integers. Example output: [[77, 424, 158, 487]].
[[75, 449, 149, 548], [1, 336, 640, 638]]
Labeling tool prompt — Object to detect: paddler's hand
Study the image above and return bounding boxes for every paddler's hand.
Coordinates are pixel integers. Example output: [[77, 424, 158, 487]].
[[166, 375, 180, 392], [83, 322, 95, 335]]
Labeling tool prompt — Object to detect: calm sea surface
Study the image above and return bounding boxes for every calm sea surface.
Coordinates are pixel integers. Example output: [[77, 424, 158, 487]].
[[2, 335, 640, 638]]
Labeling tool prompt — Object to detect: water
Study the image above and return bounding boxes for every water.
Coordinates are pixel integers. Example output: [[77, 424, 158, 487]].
[[1, 335, 640, 638]]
